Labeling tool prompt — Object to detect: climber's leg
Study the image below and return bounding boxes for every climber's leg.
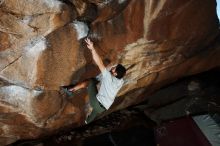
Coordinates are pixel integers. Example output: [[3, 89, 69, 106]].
[[85, 78, 105, 124]]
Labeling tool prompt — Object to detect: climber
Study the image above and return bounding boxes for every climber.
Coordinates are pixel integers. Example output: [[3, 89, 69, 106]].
[[62, 38, 126, 124]]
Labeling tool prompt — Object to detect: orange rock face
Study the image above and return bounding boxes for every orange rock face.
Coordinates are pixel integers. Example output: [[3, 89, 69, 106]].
[[0, 0, 220, 145]]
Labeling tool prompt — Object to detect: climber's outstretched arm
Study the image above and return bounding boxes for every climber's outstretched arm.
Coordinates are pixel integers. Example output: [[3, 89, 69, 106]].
[[85, 38, 106, 72]]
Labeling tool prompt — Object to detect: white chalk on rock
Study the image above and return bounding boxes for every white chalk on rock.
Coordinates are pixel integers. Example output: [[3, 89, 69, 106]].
[[72, 21, 89, 40]]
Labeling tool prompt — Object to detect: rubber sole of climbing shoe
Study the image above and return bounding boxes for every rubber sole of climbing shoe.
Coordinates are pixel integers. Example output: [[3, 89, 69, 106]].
[[60, 87, 74, 97]]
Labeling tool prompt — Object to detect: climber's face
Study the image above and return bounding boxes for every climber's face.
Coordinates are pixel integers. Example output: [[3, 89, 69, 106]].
[[110, 66, 117, 77]]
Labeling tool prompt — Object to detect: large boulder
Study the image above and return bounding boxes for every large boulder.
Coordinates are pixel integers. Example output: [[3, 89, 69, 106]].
[[0, 0, 220, 145]]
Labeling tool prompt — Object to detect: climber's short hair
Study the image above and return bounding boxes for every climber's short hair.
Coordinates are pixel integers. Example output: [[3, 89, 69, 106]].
[[115, 64, 126, 79]]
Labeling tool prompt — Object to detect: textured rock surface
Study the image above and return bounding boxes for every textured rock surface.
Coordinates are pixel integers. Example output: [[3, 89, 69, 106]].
[[0, 0, 220, 145]]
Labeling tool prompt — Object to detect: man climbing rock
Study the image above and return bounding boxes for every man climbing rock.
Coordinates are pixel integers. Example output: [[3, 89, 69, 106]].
[[62, 38, 126, 124]]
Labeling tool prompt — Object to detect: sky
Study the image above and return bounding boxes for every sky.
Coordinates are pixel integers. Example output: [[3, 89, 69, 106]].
[[217, 0, 220, 20]]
